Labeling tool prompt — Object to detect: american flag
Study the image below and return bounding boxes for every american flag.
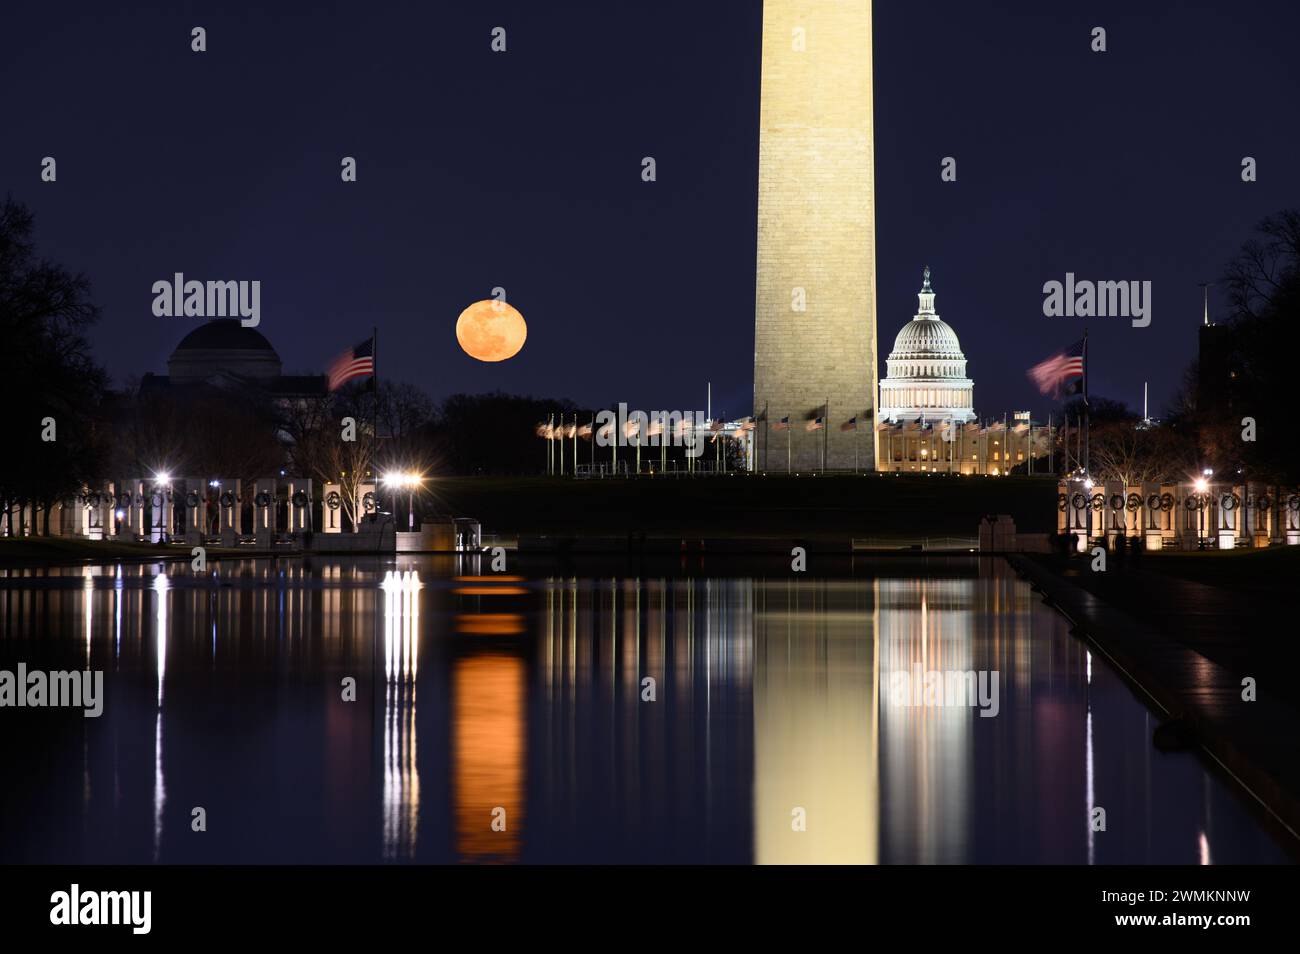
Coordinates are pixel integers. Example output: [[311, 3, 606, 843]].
[[1027, 339, 1085, 398], [840, 416, 857, 432], [772, 416, 791, 431], [328, 336, 375, 391]]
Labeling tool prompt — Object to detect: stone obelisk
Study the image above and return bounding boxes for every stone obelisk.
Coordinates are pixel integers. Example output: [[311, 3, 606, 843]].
[[753, 0, 877, 471]]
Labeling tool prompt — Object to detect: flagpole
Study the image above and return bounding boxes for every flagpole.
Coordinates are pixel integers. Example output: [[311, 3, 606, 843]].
[[1076, 413, 1082, 474], [371, 327, 378, 512], [1082, 328, 1090, 476], [661, 412, 666, 474]]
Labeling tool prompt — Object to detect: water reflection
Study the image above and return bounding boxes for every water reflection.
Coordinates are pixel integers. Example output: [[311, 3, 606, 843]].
[[454, 654, 525, 862], [754, 579, 877, 864], [0, 557, 1292, 864], [153, 572, 169, 861], [382, 570, 420, 860]]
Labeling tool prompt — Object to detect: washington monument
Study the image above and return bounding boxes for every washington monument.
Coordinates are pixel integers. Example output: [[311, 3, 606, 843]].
[[753, 0, 877, 471]]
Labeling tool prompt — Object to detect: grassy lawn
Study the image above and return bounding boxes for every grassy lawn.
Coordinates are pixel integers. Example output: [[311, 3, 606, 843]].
[[432, 473, 1058, 542]]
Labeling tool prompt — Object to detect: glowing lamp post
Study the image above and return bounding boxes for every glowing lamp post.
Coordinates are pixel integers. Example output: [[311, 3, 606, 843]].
[[1194, 472, 1211, 548], [152, 472, 172, 542], [383, 473, 424, 531]]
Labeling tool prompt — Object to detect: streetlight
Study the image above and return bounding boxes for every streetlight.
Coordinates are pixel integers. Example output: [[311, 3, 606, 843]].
[[1193, 476, 1210, 548], [151, 472, 173, 542], [383, 472, 424, 531]]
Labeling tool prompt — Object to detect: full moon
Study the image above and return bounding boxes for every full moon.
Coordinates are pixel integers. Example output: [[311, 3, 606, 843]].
[[455, 300, 527, 362]]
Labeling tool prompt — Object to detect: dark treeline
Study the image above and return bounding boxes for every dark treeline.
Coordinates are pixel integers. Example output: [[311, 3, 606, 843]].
[[1172, 209, 1300, 483], [0, 198, 110, 533]]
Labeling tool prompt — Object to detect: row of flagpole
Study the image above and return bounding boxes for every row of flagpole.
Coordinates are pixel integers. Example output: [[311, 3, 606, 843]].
[[539, 326, 1090, 478], [537, 412, 740, 476], [539, 411, 1063, 476]]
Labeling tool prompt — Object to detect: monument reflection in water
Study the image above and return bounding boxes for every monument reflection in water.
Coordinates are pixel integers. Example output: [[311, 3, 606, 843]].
[[0, 557, 1289, 864]]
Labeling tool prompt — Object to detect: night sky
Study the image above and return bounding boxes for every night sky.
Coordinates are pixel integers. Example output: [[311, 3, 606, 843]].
[[3, 0, 1297, 422]]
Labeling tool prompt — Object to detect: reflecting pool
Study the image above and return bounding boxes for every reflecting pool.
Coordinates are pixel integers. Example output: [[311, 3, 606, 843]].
[[0, 556, 1290, 863]]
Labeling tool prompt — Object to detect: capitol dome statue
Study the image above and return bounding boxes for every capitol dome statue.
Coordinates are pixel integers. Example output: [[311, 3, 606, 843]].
[[878, 267, 976, 424]]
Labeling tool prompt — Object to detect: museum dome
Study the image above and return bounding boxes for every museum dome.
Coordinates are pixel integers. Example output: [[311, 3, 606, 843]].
[[174, 319, 278, 354], [878, 267, 976, 424], [167, 319, 283, 383]]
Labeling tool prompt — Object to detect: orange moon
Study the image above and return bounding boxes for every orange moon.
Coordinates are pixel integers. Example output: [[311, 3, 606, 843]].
[[455, 300, 527, 362]]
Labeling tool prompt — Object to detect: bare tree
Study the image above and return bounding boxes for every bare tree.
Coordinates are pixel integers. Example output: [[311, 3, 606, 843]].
[[1089, 420, 1201, 487], [0, 198, 109, 534], [1223, 210, 1300, 321]]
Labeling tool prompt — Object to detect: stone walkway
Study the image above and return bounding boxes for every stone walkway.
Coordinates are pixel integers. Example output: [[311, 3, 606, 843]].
[[1009, 553, 1300, 847]]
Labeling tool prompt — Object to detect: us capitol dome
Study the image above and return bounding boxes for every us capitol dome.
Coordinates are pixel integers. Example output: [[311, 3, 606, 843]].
[[878, 267, 976, 424]]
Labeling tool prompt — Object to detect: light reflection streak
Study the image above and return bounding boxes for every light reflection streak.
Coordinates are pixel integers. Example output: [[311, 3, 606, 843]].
[[114, 565, 122, 659], [1086, 650, 1095, 865], [82, 570, 93, 665], [153, 572, 169, 861], [382, 570, 421, 860]]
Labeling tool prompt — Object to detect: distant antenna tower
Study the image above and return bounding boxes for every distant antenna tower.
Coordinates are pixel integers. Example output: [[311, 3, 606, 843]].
[[1199, 282, 1213, 326]]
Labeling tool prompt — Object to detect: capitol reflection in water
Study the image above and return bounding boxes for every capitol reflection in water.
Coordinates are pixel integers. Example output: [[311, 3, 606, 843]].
[[0, 557, 1290, 864]]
